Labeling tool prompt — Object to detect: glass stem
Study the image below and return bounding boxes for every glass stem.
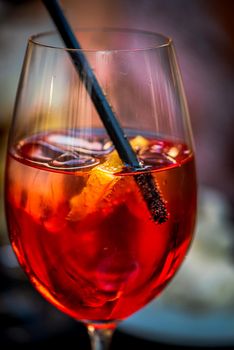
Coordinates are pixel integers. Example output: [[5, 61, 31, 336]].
[[87, 323, 116, 350]]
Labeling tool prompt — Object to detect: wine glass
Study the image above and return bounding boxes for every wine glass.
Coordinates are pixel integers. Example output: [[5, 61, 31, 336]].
[[5, 29, 196, 349]]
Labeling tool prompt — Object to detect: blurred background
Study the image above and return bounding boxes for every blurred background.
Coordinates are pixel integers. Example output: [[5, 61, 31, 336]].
[[0, 0, 233, 348]]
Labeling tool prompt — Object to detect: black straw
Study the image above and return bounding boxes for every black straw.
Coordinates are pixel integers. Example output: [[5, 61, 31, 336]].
[[42, 0, 139, 168], [42, 0, 167, 223]]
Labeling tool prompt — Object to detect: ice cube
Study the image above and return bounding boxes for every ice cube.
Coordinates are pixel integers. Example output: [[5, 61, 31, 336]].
[[46, 133, 114, 157], [49, 151, 99, 170], [17, 169, 69, 232], [17, 140, 64, 163], [43, 204, 69, 233], [139, 147, 177, 167], [96, 254, 139, 292]]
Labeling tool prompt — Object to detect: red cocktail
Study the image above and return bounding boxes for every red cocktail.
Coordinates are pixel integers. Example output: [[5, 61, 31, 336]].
[[6, 130, 196, 321]]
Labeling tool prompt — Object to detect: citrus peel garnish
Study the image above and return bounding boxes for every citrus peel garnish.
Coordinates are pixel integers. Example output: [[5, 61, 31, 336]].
[[68, 136, 149, 221]]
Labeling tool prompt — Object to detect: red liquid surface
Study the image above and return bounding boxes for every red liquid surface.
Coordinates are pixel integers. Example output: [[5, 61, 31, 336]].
[[5, 131, 196, 321]]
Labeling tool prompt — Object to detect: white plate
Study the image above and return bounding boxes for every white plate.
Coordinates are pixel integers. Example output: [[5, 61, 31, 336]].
[[120, 299, 234, 346]]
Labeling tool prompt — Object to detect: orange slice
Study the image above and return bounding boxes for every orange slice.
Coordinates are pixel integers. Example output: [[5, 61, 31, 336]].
[[68, 136, 149, 221]]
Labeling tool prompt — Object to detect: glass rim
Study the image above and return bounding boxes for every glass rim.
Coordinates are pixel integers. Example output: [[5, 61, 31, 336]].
[[28, 27, 172, 53]]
